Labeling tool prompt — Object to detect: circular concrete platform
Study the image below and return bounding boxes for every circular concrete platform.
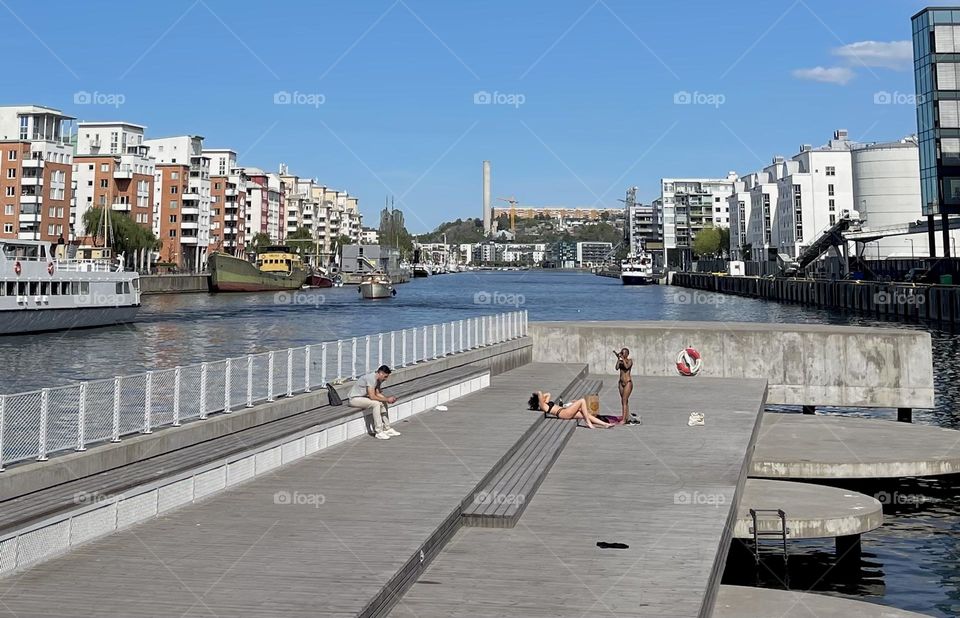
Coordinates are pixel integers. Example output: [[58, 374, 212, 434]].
[[715, 585, 930, 617], [752, 414, 960, 479], [734, 479, 882, 539]]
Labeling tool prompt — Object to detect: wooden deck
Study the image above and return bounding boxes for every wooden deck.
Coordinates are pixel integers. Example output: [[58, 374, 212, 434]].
[[393, 375, 768, 618], [0, 367, 768, 618]]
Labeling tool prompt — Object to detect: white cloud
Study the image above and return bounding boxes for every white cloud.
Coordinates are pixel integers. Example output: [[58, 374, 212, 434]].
[[792, 66, 855, 85], [832, 40, 913, 70]]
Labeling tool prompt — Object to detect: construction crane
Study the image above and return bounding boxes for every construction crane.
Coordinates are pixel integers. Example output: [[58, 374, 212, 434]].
[[497, 196, 519, 235]]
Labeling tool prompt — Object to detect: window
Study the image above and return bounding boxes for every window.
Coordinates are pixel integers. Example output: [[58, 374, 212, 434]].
[[940, 100, 960, 128], [828, 184, 835, 196], [19, 116, 27, 140], [6, 168, 15, 179], [2, 223, 11, 234], [47, 224, 54, 236], [101, 163, 109, 172], [169, 215, 177, 223], [3, 205, 10, 215], [829, 199, 835, 211], [170, 186, 178, 194], [7, 150, 16, 161], [4, 187, 12, 197], [169, 229, 177, 237], [171, 172, 178, 180], [829, 214, 836, 225], [87, 164, 94, 170], [825, 166, 836, 176], [99, 179, 109, 188], [169, 200, 178, 209], [87, 180, 93, 187], [80, 282, 89, 295]]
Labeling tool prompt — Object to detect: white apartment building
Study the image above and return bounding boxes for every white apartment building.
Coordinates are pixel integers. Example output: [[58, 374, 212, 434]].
[[361, 228, 379, 244], [74, 122, 154, 235], [204, 149, 248, 256], [502, 243, 546, 263], [627, 203, 660, 255], [145, 135, 211, 269], [660, 173, 737, 267], [242, 167, 284, 243]]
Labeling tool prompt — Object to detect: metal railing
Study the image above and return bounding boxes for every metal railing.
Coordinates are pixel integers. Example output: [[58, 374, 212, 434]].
[[0, 310, 528, 470]]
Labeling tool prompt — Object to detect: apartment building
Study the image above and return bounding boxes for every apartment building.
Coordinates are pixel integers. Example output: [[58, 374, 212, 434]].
[[361, 227, 379, 244], [659, 173, 738, 267], [243, 168, 284, 243], [0, 105, 74, 242], [74, 122, 154, 236], [145, 135, 210, 270], [491, 206, 621, 220], [576, 241, 613, 267], [205, 149, 248, 256]]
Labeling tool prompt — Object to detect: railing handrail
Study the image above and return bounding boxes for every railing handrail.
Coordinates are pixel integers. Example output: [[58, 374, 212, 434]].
[[0, 310, 529, 471]]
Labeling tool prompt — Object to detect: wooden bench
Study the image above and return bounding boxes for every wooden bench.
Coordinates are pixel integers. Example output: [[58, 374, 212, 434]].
[[0, 365, 487, 537], [461, 374, 603, 528]]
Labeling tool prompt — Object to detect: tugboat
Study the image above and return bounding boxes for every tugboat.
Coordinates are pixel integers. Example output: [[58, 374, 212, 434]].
[[620, 252, 655, 285], [359, 272, 396, 299], [208, 246, 307, 292], [0, 239, 140, 335]]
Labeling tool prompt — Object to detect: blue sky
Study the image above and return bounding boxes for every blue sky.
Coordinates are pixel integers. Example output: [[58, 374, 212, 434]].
[[0, 0, 928, 232]]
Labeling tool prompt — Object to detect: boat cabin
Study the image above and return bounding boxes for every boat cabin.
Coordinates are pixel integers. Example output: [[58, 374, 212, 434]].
[[256, 246, 303, 274]]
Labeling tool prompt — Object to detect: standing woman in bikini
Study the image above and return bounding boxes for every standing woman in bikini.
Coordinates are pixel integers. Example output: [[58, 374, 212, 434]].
[[614, 347, 633, 425]]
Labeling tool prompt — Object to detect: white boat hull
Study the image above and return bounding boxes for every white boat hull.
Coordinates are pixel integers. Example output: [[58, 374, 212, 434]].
[[0, 305, 140, 335], [360, 282, 395, 299], [621, 272, 654, 285]]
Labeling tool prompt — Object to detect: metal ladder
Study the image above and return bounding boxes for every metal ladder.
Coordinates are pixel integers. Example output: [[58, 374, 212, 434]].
[[749, 508, 789, 564]]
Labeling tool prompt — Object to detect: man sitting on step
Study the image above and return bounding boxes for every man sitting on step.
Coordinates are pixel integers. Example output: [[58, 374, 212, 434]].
[[348, 365, 401, 440]]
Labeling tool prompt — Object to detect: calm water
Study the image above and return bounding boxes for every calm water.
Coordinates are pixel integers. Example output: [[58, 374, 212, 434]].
[[4, 270, 960, 615]]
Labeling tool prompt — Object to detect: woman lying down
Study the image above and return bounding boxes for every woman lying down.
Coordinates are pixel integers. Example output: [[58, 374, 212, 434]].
[[527, 391, 614, 429]]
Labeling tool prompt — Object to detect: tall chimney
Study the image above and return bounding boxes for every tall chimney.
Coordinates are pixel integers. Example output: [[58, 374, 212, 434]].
[[482, 160, 491, 235]]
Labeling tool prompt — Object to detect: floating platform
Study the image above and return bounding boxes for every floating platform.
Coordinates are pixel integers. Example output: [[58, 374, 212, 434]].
[[752, 413, 960, 479], [734, 479, 883, 539], [714, 585, 930, 617]]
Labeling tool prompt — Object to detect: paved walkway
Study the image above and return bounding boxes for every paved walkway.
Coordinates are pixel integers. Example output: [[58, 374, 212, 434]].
[[0, 363, 581, 618], [393, 375, 768, 617]]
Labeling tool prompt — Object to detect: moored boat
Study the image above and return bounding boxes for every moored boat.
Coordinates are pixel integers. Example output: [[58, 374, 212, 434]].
[[306, 268, 334, 288], [0, 239, 140, 335], [208, 246, 307, 293], [358, 272, 396, 299], [621, 253, 655, 285]]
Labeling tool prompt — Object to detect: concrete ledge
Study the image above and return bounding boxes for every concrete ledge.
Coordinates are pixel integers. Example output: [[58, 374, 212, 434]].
[[0, 372, 491, 578], [529, 320, 933, 408], [735, 479, 883, 539], [0, 337, 530, 502], [714, 585, 930, 617], [752, 413, 960, 479]]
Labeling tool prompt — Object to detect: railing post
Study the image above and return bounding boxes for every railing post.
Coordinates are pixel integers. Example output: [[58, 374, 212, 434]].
[[304, 346, 311, 393], [411, 328, 417, 364], [0, 395, 5, 471], [336, 340, 343, 381], [200, 363, 209, 419], [224, 358, 232, 413], [286, 348, 293, 397], [143, 372, 153, 433], [481, 316, 487, 346], [246, 356, 254, 408], [37, 388, 49, 461], [351, 337, 357, 379], [173, 366, 182, 425], [402, 329, 407, 367], [321, 342, 328, 385], [76, 383, 87, 452], [111, 376, 121, 442], [432, 324, 438, 359], [524, 309, 528, 335], [422, 326, 428, 362], [475, 317, 480, 348], [459, 319, 464, 352], [390, 331, 396, 367], [377, 333, 383, 367], [267, 352, 275, 403], [365, 335, 371, 373], [441, 322, 447, 357]]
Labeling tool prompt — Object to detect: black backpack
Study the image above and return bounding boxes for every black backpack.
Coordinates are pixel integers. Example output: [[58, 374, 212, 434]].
[[326, 383, 343, 406]]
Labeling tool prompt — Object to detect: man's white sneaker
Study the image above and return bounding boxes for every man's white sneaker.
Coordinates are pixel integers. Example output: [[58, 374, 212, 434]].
[[385, 428, 401, 437], [375, 431, 391, 440]]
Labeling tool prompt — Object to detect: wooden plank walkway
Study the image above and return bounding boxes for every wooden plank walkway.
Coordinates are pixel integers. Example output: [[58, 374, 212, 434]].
[[0, 362, 585, 618], [393, 375, 768, 618]]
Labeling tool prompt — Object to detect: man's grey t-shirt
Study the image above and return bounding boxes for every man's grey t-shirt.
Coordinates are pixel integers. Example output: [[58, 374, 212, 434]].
[[349, 372, 379, 399]]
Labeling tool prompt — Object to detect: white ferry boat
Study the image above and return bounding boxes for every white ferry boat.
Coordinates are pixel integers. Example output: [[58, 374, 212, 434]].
[[620, 253, 655, 285], [0, 239, 140, 335]]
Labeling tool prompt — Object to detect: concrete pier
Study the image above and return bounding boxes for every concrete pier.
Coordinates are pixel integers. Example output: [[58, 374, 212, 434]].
[[714, 585, 930, 617], [752, 413, 960, 479]]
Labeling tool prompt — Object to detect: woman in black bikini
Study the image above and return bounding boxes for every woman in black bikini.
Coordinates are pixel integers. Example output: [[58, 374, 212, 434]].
[[614, 347, 633, 425], [527, 391, 613, 428]]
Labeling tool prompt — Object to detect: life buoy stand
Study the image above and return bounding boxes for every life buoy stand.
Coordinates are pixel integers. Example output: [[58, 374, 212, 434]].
[[14, 261, 21, 276], [47, 262, 55, 275], [676, 347, 702, 376]]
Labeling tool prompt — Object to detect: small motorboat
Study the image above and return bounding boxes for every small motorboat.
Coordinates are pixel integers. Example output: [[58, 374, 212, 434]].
[[359, 272, 396, 299], [331, 273, 344, 287], [306, 267, 334, 288]]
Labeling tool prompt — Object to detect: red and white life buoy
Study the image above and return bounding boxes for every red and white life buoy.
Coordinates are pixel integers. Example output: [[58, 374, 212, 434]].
[[676, 347, 702, 376], [47, 262, 55, 275], [14, 261, 21, 276]]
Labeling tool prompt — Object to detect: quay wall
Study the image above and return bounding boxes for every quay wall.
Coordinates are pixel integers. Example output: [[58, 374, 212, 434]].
[[140, 274, 210, 295], [673, 272, 960, 325], [529, 320, 933, 409]]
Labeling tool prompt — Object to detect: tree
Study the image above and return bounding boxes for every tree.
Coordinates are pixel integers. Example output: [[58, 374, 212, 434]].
[[286, 226, 314, 255], [717, 228, 731, 258], [82, 207, 159, 271], [249, 233, 272, 251], [692, 226, 721, 258]]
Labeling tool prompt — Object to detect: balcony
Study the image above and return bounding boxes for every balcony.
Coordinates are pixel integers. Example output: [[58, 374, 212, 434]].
[[114, 167, 134, 180], [224, 214, 239, 222], [179, 236, 198, 245], [182, 190, 200, 202], [21, 159, 44, 169], [19, 194, 40, 204], [20, 176, 43, 186], [181, 205, 200, 216], [225, 188, 238, 197], [111, 201, 132, 212], [180, 220, 199, 230]]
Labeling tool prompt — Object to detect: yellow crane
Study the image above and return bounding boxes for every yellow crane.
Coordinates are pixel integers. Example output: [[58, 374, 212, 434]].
[[497, 196, 519, 235]]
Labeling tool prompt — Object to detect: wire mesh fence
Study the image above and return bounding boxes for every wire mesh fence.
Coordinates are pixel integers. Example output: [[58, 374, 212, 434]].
[[0, 311, 528, 469]]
